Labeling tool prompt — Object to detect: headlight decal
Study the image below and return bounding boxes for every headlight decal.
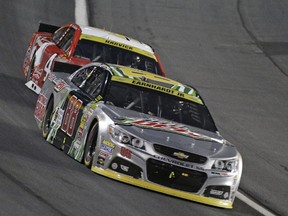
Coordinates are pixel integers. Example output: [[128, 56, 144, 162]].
[[109, 125, 147, 150], [212, 159, 238, 172], [131, 138, 144, 148]]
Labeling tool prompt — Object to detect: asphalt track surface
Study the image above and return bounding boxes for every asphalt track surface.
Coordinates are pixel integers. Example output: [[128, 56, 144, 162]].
[[0, 0, 287, 215]]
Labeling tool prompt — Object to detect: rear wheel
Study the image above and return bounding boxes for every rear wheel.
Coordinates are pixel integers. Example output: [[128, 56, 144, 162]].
[[26, 54, 35, 81], [42, 99, 53, 138], [84, 122, 99, 168]]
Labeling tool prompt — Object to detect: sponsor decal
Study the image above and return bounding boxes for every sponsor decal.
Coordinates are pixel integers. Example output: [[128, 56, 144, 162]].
[[32, 67, 43, 82], [72, 139, 81, 150], [169, 171, 175, 179], [68, 137, 84, 160], [77, 110, 92, 137], [211, 171, 229, 176], [111, 76, 203, 104], [99, 150, 111, 159], [51, 107, 64, 127], [196, 166, 204, 171], [120, 147, 131, 159], [95, 95, 103, 102], [80, 34, 155, 59], [100, 143, 114, 154], [54, 79, 69, 92], [77, 119, 86, 137], [173, 152, 189, 160], [102, 140, 115, 148], [46, 107, 64, 144], [211, 171, 221, 175], [132, 80, 175, 95], [117, 117, 223, 143], [97, 156, 105, 165], [154, 155, 194, 169], [34, 93, 48, 121], [111, 162, 118, 170], [89, 103, 98, 110], [105, 39, 133, 51], [48, 73, 56, 81], [210, 189, 224, 196], [120, 165, 129, 172], [69, 107, 94, 160], [169, 171, 189, 178]]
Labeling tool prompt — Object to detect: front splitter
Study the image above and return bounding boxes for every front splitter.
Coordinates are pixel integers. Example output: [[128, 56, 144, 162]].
[[91, 166, 233, 209]]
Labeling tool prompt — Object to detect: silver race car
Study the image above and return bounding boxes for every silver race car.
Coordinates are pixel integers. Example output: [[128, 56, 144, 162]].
[[34, 62, 242, 208]]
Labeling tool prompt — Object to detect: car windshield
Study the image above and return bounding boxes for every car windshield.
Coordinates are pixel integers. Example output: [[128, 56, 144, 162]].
[[74, 39, 162, 75], [104, 81, 217, 132]]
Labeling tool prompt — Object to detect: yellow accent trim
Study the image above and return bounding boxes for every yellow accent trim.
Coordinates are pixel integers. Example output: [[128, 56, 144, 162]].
[[91, 166, 233, 209], [111, 65, 173, 82], [80, 34, 156, 60], [111, 76, 203, 105]]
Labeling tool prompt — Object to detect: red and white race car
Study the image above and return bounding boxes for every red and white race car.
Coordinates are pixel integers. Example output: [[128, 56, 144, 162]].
[[23, 23, 165, 94]]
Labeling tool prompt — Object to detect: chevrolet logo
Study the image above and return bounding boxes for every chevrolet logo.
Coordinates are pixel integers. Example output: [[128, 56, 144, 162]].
[[173, 152, 189, 159]]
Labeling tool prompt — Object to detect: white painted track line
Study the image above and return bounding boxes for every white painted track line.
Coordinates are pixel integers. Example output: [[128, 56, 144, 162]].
[[236, 192, 276, 216], [75, 0, 88, 25]]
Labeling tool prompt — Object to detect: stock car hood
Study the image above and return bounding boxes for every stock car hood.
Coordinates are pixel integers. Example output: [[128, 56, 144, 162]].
[[102, 104, 237, 158]]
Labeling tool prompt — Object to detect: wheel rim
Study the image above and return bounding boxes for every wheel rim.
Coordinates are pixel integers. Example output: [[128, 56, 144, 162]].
[[43, 114, 51, 135], [27, 55, 35, 81], [84, 123, 98, 167], [42, 101, 53, 138]]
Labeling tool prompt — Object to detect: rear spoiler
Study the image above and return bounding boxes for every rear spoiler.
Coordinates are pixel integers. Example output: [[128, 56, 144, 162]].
[[53, 61, 82, 74], [38, 22, 60, 33]]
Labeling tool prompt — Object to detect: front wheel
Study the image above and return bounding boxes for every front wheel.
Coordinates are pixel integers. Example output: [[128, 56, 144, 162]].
[[42, 99, 53, 138], [84, 122, 99, 168]]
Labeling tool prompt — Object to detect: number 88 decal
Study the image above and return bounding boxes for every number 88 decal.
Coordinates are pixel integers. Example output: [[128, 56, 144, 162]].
[[61, 95, 83, 136]]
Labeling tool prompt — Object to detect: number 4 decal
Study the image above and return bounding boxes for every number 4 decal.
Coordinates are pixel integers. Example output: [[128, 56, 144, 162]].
[[61, 95, 83, 136]]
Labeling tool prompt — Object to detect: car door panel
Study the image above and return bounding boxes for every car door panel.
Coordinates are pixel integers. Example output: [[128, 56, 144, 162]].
[[51, 91, 91, 151]]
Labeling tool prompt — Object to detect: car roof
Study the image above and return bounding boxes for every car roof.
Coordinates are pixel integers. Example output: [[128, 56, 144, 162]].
[[79, 25, 155, 59], [106, 64, 204, 105]]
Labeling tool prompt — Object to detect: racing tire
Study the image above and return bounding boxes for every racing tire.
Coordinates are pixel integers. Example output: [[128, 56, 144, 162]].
[[42, 99, 53, 139], [26, 54, 35, 81], [84, 122, 99, 168]]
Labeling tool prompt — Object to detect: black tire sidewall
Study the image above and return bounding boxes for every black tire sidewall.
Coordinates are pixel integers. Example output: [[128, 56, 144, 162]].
[[27, 54, 35, 81], [84, 122, 99, 168], [42, 99, 53, 138]]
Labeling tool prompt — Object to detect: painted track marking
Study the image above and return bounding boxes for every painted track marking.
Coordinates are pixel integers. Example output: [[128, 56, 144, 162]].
[[75, 0, 88, 25], [236, 191, 276, 216]]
